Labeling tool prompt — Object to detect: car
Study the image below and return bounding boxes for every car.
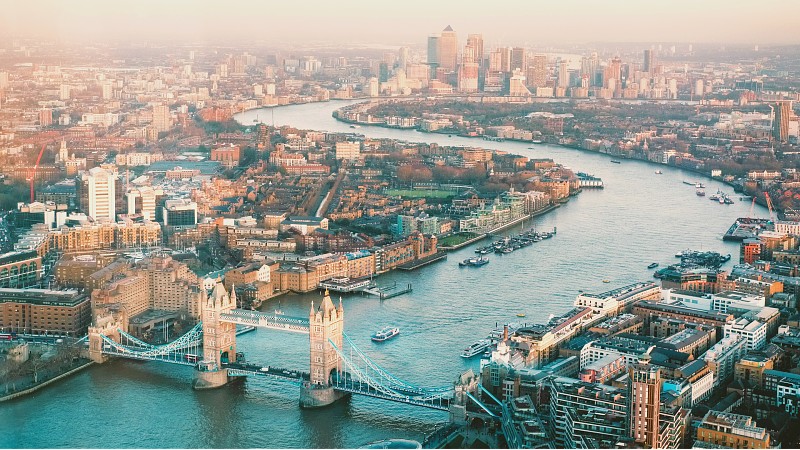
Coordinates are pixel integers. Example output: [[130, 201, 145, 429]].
[[259, 366, 270, 372]]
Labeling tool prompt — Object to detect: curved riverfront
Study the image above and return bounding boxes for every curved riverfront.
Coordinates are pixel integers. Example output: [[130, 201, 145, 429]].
[[1, 100, 768, 448]]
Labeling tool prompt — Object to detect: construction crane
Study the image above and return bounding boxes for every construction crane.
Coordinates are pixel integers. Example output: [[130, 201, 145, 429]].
[[747, 196, 757, 219], [30, 141, 50, 202], [764, 191, 777, 223]]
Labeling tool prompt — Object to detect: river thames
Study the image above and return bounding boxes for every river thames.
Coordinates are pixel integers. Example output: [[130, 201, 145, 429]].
[[1, 100, 768, 448]]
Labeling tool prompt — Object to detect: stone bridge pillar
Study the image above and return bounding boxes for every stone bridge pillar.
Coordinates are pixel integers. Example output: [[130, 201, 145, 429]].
[[194, 283, 237, 390], [450, 369, 480, 425], [300, 289, 349, 408], [87, 311, 126, 363]]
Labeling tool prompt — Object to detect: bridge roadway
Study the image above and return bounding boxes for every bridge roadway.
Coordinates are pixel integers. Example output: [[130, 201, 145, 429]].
[[219, 309, 310, 334], [223, 363, 450, 410], [223, 362, 310, 382]]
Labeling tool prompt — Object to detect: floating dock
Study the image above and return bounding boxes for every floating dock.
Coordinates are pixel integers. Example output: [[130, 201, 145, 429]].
[[363, 282, 413, 300], [319, 277, 376, 293]]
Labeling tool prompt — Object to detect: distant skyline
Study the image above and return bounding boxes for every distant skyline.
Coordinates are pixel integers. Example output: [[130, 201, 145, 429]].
[[2, 0, 799, 46]]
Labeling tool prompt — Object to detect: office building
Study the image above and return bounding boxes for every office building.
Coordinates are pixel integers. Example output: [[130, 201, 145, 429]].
[[438, 26, 458, 72], [695, 411, 771, 448], [773, 101, 791, 142], [0, 288, 91, 337], [643, 49, 654, 73], [724, 317, 768, 351], [510, 47, 526, 72], [126, 186, 162, 221], [427, 35, 440, 76], [335, 141, 360, 161], [163, 199, 198, 227], [554, 60, 567, 89], [703, 335, 747, 387], [84, 167, 117, 222], [466, 34, 483, 69]]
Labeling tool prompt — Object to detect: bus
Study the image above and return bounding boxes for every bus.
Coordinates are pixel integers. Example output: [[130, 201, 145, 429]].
[[0, 332, 16, 341], [185, 354, 199, 363]]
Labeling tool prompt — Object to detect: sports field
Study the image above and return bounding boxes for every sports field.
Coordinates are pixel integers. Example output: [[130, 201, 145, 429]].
[[384, 189, 455, 198]]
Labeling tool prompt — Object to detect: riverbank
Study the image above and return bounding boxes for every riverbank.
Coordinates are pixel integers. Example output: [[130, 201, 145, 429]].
[[437, 203, 562, 251], [0, 360, 94, 403], [330, 102, 743, 189]]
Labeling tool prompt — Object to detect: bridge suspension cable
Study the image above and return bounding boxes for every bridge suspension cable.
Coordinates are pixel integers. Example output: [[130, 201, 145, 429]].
[[340, 332, 453, 394], [99, 322, 203, 364], [329, 337, 453, 407]]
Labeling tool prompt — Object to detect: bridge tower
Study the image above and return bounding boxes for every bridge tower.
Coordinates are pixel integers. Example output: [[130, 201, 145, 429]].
[[194, 283, 237, 389], [300, 289, 348, 408], [87, 311, 127, 363]]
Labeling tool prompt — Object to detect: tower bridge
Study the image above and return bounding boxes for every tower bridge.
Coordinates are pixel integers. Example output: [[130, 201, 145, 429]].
[[87, 284, 459, 411]]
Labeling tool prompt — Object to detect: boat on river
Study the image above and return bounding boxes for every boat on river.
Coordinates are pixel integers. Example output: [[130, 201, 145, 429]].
[[647, 262, 659, 269], [461, 339, 491, 358], [610, 160, 621, 164], [371, 326, 400, 342], [459, 256, 489, 267], [655, 170, 663, 174]]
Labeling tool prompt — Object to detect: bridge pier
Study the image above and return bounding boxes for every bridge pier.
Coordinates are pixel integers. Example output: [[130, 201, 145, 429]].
[[193, 367, 230, 390], [87, 312, 126, 363], [299, 383, 349, 408]]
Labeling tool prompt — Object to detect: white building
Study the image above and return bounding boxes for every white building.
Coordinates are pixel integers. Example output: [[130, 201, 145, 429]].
[[80, 113, 119, 127], [85, 167, 117, 222], [574, 282, 661, 317], [666, 289, 714, 311], [335, 141, 361, 161], [691, 370, 715, 406], [702, 335, 746, 387], [712, 291, 766, 313], [126, 186, 162, 221], [724, 317, 767, 351], [116, 152, 154, 167]]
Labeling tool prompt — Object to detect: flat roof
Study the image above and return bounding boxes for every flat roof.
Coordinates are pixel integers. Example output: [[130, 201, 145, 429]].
[[0, 288, 88, 307]]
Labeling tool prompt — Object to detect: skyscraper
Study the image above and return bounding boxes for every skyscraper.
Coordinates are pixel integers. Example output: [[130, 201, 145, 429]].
[[510, 47, 526, 72], [557, 60, 569, 88], [774, 101, 792, 142], [628, 353, 661, 448], [85, 167, 117, 222], [528, 54, 548, 88], [427, 35, 440, 77], [499, 47, 512, 73], [152, 105, 171, 133], [643, 49, 654, 73], [466, 34, 484, 69], [438, 26, 458, 72], [398, 46, 409, 70]]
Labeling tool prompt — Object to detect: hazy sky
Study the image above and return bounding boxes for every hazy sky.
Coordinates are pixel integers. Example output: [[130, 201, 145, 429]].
[[2, 0, 799, 46]]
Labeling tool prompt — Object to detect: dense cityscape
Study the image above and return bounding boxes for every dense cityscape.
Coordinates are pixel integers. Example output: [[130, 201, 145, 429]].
[[2, 2, 800, 449]]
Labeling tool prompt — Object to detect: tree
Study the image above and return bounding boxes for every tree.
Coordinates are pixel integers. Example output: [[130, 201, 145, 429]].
[[397, 165, 433, 183], [28, 355, 48, 384]]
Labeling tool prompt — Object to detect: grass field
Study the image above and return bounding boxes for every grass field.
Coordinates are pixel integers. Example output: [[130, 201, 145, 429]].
[[384, 189, 455, 199], [438, 232, 480, 247]]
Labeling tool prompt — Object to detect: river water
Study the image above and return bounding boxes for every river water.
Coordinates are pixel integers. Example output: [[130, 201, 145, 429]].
[[1, 100, 767, 448]]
